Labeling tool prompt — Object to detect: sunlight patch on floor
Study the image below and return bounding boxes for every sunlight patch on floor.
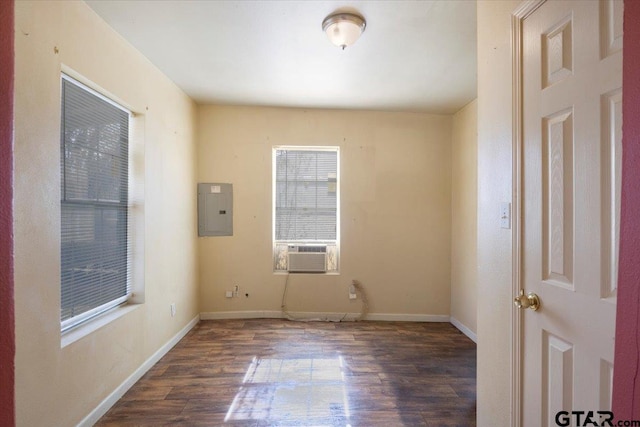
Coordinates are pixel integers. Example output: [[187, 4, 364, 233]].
[[225, 355, 351, 425]]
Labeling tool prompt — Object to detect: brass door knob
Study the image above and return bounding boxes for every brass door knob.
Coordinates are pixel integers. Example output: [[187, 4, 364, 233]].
[[514, 290, 541, 311]]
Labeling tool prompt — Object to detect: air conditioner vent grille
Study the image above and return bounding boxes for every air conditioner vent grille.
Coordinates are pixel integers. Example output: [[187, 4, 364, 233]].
[[287, 246, 327, 273]]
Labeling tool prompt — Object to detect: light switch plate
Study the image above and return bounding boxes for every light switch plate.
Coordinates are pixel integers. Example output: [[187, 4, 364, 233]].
[[500, 203, 511, 229]]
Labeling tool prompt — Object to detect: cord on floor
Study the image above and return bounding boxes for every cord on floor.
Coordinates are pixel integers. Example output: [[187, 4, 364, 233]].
[[281, 274, 369, 322]]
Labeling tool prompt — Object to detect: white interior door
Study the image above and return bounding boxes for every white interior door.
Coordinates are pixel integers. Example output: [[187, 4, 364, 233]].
[[519, 0, 623, 425]]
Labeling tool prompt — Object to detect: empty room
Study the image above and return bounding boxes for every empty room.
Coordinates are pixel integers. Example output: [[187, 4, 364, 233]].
[[2, 0, 640, 426]]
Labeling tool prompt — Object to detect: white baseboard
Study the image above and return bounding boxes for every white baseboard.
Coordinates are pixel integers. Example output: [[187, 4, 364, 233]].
[[200, 311, 450, 323], [77, 314, 200, 427], [364, 313, 450, 322], [450, 316, 477, 343], [200, 310, 284, 320]]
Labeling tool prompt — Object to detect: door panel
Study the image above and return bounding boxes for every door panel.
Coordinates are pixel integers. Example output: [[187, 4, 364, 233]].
[[520, 1, 622, 425], [600, 88, 622, 301]]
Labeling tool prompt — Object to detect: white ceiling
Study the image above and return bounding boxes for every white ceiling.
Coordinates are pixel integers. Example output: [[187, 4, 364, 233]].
[[85, 0, 477, 114]]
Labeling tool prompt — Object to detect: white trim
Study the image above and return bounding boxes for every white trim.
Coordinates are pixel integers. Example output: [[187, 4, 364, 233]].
[[61, 296, 130, 334], [360, 313, 449, 322], [272, 146, 341, 273], [62, 304, 140, 348], [60, 73, 134, 334], [511, 2, 546, 427], [200, 311, 450, 323], [77, 315, 200, 427], [200, 310, 283, 320], [450, 317, 477, 343], [60, 67, 135, 114], [61, 73, 132, 114]]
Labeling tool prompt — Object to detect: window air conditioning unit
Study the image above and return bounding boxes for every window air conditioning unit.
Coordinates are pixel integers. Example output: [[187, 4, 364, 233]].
[[287, 245, 327, 273]]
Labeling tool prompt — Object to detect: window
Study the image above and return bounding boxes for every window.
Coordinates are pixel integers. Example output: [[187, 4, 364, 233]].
[[60, 75, 131, 332], [273, 147, 339, 273]]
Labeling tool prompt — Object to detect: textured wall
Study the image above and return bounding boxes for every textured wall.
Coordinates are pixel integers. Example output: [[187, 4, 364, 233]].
[[612, 0, 640, 419], [450, 99, 478, 340], [197, 105, 453, 320], [476, 1, 519, 425], [13, 1, 198, 425], [0, 0, 15, 426]]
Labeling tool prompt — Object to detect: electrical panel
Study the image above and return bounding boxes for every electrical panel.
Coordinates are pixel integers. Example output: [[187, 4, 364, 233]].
[[198, 183, 233, 236]]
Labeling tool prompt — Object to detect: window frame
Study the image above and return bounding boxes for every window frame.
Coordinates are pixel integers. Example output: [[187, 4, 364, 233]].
[[272, 146, 340, 273], [60, 73, 133, 333]]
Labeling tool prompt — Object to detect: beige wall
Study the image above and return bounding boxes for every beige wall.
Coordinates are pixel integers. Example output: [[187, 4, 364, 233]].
[[450, 99, 478, 339], [197, 106, 452, 319], [477, 1, 519, 426], [13, 1, 198, 426], [10, 0, 490, 423]]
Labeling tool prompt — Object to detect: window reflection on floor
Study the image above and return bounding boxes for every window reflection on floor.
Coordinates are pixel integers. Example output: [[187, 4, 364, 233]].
[[225, 356, 351, 425]]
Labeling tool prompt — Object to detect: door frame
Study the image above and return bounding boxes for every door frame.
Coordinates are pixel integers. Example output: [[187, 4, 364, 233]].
[[0, 1, 15, 426], [510, 2, 546, 426]]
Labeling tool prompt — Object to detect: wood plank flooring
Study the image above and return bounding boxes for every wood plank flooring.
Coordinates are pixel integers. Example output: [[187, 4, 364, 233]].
[[96, 319, 476, 427]]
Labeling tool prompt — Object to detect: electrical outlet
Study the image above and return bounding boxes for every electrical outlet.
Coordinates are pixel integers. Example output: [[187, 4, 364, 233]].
[[170, 303, 176, 317], [225, 291, 233, 298], [349, 293, 357, 300]]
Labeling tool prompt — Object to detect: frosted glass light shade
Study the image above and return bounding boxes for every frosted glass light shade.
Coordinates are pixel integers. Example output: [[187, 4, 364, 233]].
[[322, 13, 366, 50]]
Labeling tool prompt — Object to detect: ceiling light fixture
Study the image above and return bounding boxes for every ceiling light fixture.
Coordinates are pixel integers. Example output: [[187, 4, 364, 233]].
[[322, 12, 366, 50]]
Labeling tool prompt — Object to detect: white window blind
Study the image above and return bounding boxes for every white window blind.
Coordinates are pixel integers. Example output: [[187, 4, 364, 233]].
[[274, 148, 338, 241], [60, 75, 130, 332]]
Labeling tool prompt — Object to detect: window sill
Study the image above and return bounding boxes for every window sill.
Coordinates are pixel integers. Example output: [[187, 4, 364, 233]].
[[61, 303, 141, 348], [273, 271, 341, 275]]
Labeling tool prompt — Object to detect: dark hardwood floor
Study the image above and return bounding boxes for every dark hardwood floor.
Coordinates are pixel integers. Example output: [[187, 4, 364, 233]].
[[96, 319, 476, 427]]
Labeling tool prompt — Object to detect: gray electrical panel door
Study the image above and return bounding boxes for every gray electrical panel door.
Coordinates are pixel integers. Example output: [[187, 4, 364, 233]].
[[198, 183, 233, 236]]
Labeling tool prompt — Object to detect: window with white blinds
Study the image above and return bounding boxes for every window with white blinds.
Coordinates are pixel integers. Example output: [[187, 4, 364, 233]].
[[60, 75, 131, 332], [273, 147, 339, 272]]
